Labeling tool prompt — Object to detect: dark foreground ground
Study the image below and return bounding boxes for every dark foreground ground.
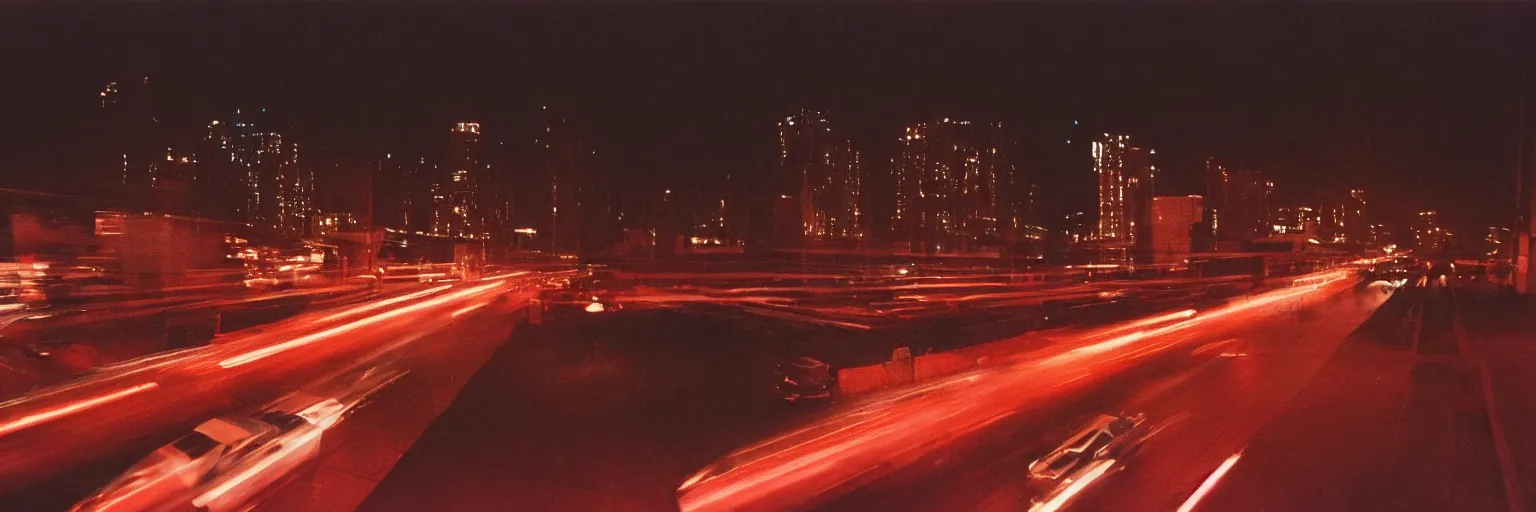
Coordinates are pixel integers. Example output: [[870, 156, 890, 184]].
[[358, 309, 825, 511]]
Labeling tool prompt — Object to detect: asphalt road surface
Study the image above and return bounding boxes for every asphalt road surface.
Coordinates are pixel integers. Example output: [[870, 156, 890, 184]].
[[821, 277, 1514, 512], [358, 308, 828, 511]]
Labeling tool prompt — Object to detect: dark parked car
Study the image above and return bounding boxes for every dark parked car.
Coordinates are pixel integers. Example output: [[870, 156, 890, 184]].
[[772, 356, 834, 403]]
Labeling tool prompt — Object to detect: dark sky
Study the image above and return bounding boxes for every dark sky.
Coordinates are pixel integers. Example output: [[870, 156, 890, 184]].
[[2, 4, 1532, 236]]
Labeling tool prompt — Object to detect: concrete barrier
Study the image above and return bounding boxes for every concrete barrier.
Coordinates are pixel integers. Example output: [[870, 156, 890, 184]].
[[837, 364, 890, 395], [914, 353, 976, 380]]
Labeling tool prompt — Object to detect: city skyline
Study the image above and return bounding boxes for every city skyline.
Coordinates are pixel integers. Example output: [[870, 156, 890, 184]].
[[2, 6, 1525, 243], [9, 70, 1421, 257]]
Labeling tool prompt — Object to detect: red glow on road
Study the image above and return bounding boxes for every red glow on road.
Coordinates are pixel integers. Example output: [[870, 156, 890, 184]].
[[1089, 308, 1196, 340], [317, 285, 452, 323], [218, 281, 507, 369], [1175, 452, 1244, 512], [0, 383, 159, 438], [452, 303, 488, 317], [479, 270, 529, 282], [1030, 458, 1117, 512], [677, 268, 1357, 512]]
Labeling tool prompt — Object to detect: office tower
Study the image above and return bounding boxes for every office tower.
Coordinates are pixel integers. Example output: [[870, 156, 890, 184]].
[[1345, 189, 1368, 245], [778, 109, 863, 247], [893, 118, 1005, 254], [1208, 165, 1270, 244], [201, 109, 309, 236], [1413, 210, 1454, 250], [1093, 133, 1156, 249], [438, 121, 484, 238]]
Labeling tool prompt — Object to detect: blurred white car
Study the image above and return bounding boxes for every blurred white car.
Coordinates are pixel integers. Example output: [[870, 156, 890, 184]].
[[1028, 413, 1145, 480], [72, 366, 404, 512]]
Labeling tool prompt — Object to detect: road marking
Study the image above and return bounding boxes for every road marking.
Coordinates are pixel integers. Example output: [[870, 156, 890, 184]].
[[1175, 452, 1244, 512]]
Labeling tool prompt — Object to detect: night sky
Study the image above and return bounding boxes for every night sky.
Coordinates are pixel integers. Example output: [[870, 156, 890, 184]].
[[2, 4, 1532, 236]]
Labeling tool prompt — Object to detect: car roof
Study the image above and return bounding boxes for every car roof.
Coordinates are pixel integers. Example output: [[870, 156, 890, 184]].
[[194, 418, 262, 446]]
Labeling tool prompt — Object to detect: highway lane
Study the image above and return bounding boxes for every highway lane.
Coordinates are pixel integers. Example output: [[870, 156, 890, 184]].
[[0, 278, 426, 396], [831, 274, 1513, 512], [1180, 279, 1509, 512], [814, 276, 1394, 511], [675, 268, 1360, 512], [1036, 281, 1397, 512], [0, 271, 540, 502]]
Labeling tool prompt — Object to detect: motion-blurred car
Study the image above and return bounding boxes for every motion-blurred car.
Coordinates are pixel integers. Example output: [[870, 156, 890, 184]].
[[772, 356, 834, 403], [540, 289, 622, 316], [1027, 413, 1146, 480], [72, 365, 406, 512]]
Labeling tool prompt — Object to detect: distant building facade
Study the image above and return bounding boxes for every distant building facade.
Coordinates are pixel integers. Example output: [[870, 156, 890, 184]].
[[1205, 159, 1270, 245], [1413, 210, 1454, 251], [1093, 133, 1156, 256], [1151, 195, 1202, 260], [777, 109, 863, 247], [198, 108, 311, 237], [438, 121, 484, 238], [892, 118, 1006, 254], [1345, 189, 1368, 245]]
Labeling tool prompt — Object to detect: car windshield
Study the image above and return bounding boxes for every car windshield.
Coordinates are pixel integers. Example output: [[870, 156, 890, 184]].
[[172, 432, 220, 459], [5, 6, 1532, 512]]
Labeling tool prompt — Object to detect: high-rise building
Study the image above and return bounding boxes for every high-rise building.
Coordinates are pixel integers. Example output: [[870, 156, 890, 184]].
[[1207, 164, 1270, 245], [1413, 210, 1454, 251], [371, 153, 438, 232], [1093, 133, 1156, 249], [1345, 189, 1368, 245], [1151, 195, 1203, 260], [95, 77, 161, 192], [200, 109, 310, 237], [777, 109, 863, 246], [1202, 158, 1227, 241], [523, 108, 602, 253], [1270, 205, 1317, 235], [1317, 201, 1348, 244], [892, 118, 1006, 254], [437, 121, 484, 238], [1094, 134, 1130, 241], [194, 120, 240, 222]]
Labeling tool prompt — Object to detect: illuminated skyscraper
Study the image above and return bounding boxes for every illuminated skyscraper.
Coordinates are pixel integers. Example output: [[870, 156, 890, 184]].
[[892, 119, 1005, 254], [1345, 189, 1368, 245], [1202, 157, 1228, 240], [1093, 133, 1155, 248], [202, 108, 310, 236], [1318, 201, 1348, 243], [1094, 134, 1130, 241], [439, 121, 484, 238], [777, 109, 863, 246], [1413, 210, 1454, 251]]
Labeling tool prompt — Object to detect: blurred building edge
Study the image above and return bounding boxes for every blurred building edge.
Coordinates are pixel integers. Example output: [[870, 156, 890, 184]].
[[1151, 195, 1202, 264], [110, 214, 226, 288]]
